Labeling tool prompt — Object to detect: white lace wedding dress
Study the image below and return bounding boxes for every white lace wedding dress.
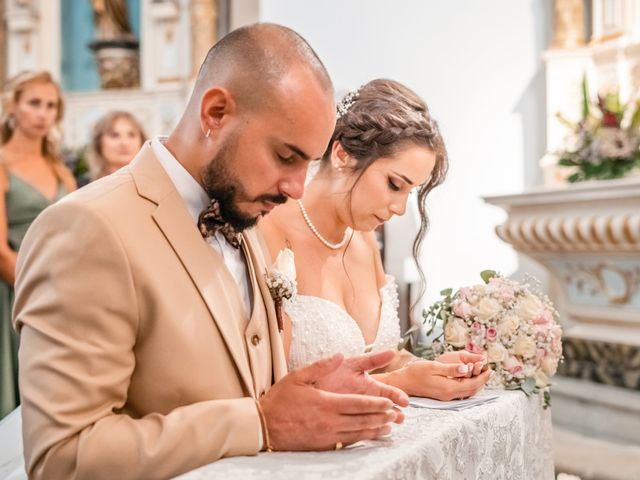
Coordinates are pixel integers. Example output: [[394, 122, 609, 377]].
[[285, 275, 402, 370]]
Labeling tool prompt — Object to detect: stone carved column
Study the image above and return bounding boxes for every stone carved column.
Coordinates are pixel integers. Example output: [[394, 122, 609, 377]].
[[190, 0, 217, 78], [551, 0, 586, 49], [485, 178, 640, 443]]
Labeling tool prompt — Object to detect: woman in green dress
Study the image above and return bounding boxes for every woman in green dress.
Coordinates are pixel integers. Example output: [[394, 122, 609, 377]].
[[0, 71, 76, 418]]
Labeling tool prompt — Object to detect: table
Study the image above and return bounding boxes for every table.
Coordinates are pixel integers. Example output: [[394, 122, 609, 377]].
[[177, 390, 554, 480]]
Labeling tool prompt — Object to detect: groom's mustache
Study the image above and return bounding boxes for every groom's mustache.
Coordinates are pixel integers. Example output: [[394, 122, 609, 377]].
[[254, 193, 288, 205]]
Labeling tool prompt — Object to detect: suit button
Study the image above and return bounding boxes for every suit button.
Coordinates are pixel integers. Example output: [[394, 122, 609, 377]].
[[251, 334, 261, 346]]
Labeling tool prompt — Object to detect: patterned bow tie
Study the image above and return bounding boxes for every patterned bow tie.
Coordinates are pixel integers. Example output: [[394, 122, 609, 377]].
[[198, 198, 242, 249]]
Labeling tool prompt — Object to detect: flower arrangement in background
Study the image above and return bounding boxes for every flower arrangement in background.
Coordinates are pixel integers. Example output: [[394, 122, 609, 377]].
[[61, 145, 90, 187], [554, 75, 640, 182], [409, 271, 563, 407]]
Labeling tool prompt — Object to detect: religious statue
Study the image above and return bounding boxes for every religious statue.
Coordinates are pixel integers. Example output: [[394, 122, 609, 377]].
[[91, 0, 134, 41], [90, 0, 140, 89]]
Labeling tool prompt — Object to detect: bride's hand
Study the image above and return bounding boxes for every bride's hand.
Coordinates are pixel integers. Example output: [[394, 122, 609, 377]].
[[436, 351, 486, 377], [385, 360, 491, 401]]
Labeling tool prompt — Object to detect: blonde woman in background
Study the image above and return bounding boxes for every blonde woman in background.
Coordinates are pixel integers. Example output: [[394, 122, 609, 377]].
[[88, 111, 146, 181], [0, 71, 76, 418]]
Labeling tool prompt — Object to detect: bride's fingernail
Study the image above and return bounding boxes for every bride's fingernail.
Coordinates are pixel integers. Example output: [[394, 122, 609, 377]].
[[457, 365, 469, 374]]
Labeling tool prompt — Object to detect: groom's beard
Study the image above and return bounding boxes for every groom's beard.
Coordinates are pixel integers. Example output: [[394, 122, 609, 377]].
[[202, 135, 287, 232]]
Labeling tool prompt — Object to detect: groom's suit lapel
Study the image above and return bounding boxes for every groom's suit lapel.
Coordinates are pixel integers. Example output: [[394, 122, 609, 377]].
[[130, 144, 255, 397]]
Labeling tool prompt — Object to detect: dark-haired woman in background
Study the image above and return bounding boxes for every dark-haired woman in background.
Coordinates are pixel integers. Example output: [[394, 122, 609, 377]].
[[259, 79, 490, 400], [0, 71, 76, 418]]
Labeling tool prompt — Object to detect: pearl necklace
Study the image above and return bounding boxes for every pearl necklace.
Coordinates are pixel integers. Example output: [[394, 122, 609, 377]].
[[297, 200, 352, 250]]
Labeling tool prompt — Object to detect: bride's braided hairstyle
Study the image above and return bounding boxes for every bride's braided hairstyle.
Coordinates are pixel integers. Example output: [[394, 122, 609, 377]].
[[322, 79, 449, 307]]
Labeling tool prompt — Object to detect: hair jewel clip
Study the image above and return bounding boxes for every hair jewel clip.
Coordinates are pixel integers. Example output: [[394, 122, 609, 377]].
[[336, 87, 362, 119]]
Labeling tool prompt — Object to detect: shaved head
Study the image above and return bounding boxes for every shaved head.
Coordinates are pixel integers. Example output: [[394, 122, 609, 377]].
[[193, 23, 333, 111]]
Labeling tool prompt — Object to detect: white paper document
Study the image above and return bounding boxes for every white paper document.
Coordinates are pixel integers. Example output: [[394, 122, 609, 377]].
[[408, 393, 499, 411]]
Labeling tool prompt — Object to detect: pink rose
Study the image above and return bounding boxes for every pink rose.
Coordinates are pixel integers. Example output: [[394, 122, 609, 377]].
[[486, 327, 497, 341], [453, 301, 472, 319], [471, 321, 482, 332], [459, 287, 473, 302], [534, 310, 553, 325], [466, 341, 484, 354], [535, 348, 547, 362], [503, 355, 524, 377]]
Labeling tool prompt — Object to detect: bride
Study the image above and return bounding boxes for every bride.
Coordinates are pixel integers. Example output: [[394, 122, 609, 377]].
[[260, 79, 490, 400]]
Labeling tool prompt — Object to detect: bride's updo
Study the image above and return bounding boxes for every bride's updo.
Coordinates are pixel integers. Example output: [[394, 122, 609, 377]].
[[322, 79, 449, 293]]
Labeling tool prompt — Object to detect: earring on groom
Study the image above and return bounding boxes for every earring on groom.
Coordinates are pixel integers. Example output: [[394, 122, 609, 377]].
[[205, 128, 211, 138]]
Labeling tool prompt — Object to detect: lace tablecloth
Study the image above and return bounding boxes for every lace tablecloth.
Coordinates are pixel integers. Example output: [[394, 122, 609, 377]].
[[177, 390, 554, 480]]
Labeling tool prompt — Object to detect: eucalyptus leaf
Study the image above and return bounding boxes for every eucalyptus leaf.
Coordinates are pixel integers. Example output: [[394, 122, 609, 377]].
[[521, 377, 536, 396], [440, 288, 452, 297], [480, 270, 497, 284]]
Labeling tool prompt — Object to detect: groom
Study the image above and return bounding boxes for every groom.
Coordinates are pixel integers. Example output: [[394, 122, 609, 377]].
[[13, 24, 408, 480]]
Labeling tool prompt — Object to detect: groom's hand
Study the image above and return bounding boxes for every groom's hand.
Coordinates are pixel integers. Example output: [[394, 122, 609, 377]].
[[259, 353, 403, 451], [313, 350, 409, 416]]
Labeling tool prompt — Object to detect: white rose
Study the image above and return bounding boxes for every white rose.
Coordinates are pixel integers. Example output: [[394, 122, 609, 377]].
[[541, 357, 558, 376], [486, 342, 508, 363], [523, 364, 537, 377], [513, 335, 537, 358], [475, 297, 502, 322], [273, 248, 296, 281], [514, 292, 544, 323], [497, 313, 519, 336], [444, 317, 468, 348], [534, 369, 549, 388]]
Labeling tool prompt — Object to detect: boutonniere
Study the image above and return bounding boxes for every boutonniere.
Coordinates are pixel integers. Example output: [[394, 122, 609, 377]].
[[264, 248, 297, 332]]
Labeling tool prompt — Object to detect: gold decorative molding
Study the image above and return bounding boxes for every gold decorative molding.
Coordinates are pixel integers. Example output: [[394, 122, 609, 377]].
[[0, 0, 5, 89], [551, 0, 586, 49], [190, 0, 217, 78]]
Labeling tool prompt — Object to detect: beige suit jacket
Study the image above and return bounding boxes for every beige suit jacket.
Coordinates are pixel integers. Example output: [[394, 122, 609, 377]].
[[13, 145, 287, 480]]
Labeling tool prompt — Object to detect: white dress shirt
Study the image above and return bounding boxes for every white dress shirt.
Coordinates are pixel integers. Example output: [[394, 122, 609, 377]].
[[151, 137, 253, 317]]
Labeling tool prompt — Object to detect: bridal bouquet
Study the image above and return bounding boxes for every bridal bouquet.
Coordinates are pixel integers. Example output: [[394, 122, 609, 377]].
[[554, 75, 640, 182], [414, 271, 562, 407]]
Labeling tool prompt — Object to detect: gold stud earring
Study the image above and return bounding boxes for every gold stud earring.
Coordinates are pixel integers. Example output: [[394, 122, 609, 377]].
[[205, 128, 211, 138]]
